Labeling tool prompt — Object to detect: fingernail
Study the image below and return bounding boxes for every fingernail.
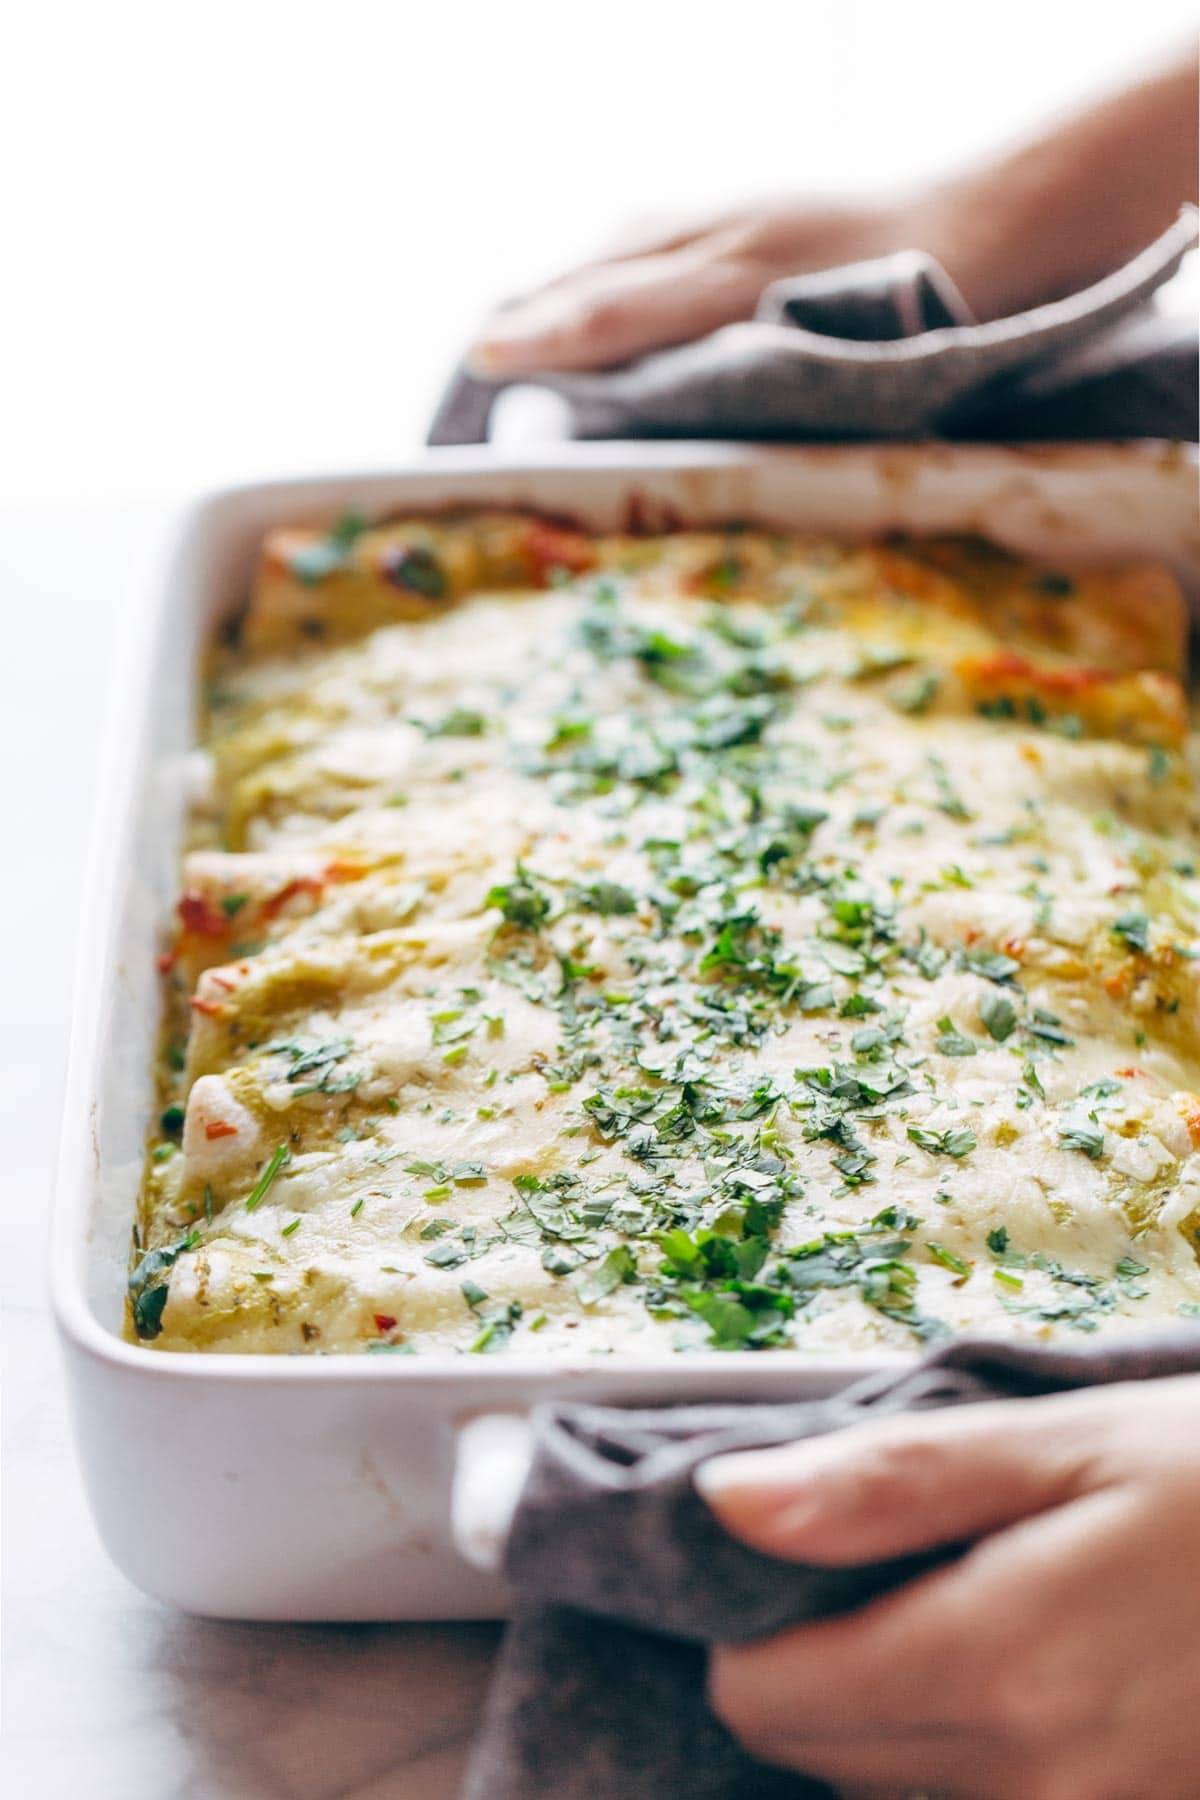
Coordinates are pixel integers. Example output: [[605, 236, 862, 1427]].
[[695, 1445, 817, 1503], [470, 319, 545, 376], [694, 1440, 827, 1512], [695, 1451, 833, 1553], [693, 1454, 750, 1502], [472, 293, 578, 374], [468, 337, 531, 378]]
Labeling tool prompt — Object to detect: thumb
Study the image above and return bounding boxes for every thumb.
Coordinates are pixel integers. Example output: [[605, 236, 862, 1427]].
[[694, 1394, 1103, 1566]]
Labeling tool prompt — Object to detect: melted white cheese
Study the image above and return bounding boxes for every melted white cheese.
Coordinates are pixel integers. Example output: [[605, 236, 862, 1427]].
[[133, 532, 1200, 1356]]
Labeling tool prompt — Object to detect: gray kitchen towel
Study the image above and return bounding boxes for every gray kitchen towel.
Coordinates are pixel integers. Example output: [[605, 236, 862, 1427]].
[[429, 208, 1198, 448], [462, 1329, 1200, 1800]]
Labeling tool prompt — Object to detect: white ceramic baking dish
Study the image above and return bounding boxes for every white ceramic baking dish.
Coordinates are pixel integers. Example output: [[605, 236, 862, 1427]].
[[52, 442, 1200, 1621]]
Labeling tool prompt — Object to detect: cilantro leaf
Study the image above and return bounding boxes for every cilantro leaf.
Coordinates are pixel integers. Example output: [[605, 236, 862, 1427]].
[[487, 867, 551, 929], [1111, 911, 1150, 954], [1059, 1121, 1105, 1160], [963, 949, 1021, 984], [577, 880, 637, 916], [935, 1016, 977, 1057], [979, 992, 1018, 1042], [925, 1240, 971, 1279], [422, 707, 487, 738], [127, 1230, 199, 1339], [244, 1143, 292, 1211], [907, 1124, 976, 1159], [576, 1244, 637, 1304]]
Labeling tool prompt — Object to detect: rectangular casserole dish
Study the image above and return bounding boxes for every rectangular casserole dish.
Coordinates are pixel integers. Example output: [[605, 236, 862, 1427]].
[[52, 441, 1200, 1621]]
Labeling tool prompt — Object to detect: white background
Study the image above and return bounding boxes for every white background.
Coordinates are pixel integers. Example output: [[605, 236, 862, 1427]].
[[1, 3, 1196, 1794]]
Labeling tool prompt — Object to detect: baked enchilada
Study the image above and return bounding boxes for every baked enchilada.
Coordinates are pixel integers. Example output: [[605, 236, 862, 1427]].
[[130, 513, 1200, 1355]]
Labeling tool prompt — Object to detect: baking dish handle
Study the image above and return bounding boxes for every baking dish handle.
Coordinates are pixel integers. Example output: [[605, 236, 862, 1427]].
[[427, 362, 510, 446], [451, 1412, 535, 1573]]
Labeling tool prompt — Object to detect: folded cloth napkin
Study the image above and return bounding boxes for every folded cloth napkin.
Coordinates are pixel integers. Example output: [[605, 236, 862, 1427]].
[[460, 1329, 1200, 1800], [428, 208, 1198, 448]]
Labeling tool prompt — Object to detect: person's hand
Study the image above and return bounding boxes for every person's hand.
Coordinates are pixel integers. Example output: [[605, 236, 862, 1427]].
[[471, 194, 926, 376], [471, 48, 1197, 382], [696, 1377, 1200, 1798]]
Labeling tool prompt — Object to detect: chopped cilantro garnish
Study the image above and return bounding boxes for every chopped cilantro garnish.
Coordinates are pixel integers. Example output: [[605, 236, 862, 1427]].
[[1111, 911, 1150, 954], [382, 542, 446, 597], [907, 1124, 976, 1159], [925, 1241, 971, 1279], [576, 880, 637, 916], [487, 867, 551, 929], [979, 992, 1018, 1042], [290, 512, 368, 584], [127, 1229, 199, 1339], [912, 937, 947, 980], [935, 1016, 977, 1057], [576, 1244, 637, 1304], [928, 754, 973, 821], [469, 1301, 523, 1352], [422, 706, 487, 738], [270, 1037, 359, 1096], [963, 949, 1020, 984], [1027, 1008, 1074, 1047], [1059, 1121, 1105, 1160], [890, 670, 940, 715], [243, 1143, 291, 1212], [840, 993, 882, 1019], [424, 1240, 467, 1270]]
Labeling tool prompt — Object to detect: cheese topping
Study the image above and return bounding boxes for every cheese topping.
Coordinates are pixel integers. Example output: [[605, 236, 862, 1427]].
[[131, 515, 1200, 1356]]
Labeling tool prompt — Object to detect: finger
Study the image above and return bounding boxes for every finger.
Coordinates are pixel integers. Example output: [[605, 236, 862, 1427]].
[[469, 211, 715, 369], [709, 1487, 1141, 1742], [706, 1557, 990, 1739], [471, 246, 763, 376], [725, 1731, 1043, 1800], [706, 1693, 1020, 1798], [694, 1393, 1104, 1565]]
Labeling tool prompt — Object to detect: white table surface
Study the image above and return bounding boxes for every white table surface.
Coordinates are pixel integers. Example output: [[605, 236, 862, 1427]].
[[0, 504, 500, 1799]]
